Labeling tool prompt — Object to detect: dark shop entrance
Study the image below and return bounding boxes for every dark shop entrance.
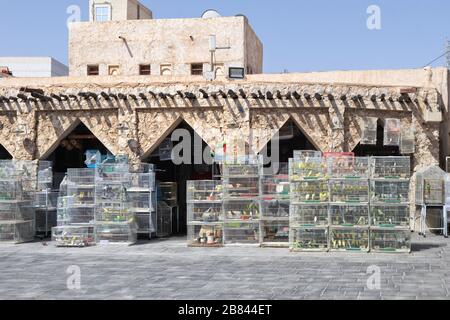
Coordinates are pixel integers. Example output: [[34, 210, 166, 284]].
[[145, 120, 213, 235], [0, 144, 12, 160], [45, 122, 111, 188]]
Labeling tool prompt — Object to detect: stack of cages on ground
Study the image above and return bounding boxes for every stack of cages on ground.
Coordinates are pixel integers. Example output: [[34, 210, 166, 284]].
[[222, 156, 261, 246], [415, 165, 447, 238], [0, 160, 35, 243], [187, 180, 223, 247], [128, 163, 156, 239], [35, 161, 58, 236], [94, 162, 137, 245], [259, 162, 290, 247], [52, 168, 96, 247], [370, 156, 411, 253], [289, 151, 329, 252], [328, 155, 370, 252]]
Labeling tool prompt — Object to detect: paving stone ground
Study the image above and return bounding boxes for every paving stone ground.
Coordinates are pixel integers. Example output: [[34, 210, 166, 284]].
[[0, 233, 449, 300]]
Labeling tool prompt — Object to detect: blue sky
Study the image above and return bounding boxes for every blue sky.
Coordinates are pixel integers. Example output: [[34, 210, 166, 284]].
[[0, 0, 449, 73]]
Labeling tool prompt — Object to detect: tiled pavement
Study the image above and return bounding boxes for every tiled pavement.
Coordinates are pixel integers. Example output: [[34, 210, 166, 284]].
[[0, 233, 450, 300]]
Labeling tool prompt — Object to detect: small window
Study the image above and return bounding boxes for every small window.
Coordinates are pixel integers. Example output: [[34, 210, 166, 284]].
[[139, 64, 151, 75], [87, 65, 99, 76], [137, 5, 141, 19], [95, 5, 111, 22], [108, 65, 120, 76], [191, 63, 203, 76], [160, 64, 172, 76]]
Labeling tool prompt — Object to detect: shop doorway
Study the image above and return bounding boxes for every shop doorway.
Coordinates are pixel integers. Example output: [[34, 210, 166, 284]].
[[259, 119, 318, 166], [45, 122, 111, 188], [144, 120, 213, 235], [353, 120, 401, 156], [0, 144, 12, 160]]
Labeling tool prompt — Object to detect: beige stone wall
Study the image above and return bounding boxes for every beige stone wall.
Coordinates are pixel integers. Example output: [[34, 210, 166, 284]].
[[69, 16, 262, 77], [245, 22, 263, 74]]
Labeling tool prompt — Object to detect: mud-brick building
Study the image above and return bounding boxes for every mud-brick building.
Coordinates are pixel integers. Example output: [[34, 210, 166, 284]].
[[0, 0, 449, 231]]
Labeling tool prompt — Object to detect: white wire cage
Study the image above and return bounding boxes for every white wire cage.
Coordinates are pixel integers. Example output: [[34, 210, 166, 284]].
[[289, 227, 329, 252]]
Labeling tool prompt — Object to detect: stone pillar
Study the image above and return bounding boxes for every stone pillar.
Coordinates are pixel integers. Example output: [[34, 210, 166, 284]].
[[117, 103, 140, 164], [328, 100, 346, 152], [14, 109, 37, 160]]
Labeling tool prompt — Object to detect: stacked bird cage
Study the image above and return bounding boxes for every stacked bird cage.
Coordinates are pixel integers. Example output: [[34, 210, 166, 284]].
[[383, 118, 401, 146], [34, 161, 58, 236], [289, 152, 329, 251], [0, 161, 35, 243], [94, 163, 136, 244], [328, 156, 370, 252], [52, 168, 96, 247], [415, 165, 447, 238], [128, 163, 156, 239], [361, 117, 378, 145], [259, 163, 290, 247], [370, 156, 411, 253], [223, 156, 261, 245], [187, 180, 223, 247]]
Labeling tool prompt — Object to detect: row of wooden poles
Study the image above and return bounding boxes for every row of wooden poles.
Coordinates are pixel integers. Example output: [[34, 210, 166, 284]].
[[0, 87, 419, 104]]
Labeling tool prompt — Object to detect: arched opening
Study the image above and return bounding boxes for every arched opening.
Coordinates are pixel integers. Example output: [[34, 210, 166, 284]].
[[259, 118, 318, 166], [45, 122, 111, 188], [0, 144, 12, 160], [353, 120, 401, 156], [144, 120, 213, 235]]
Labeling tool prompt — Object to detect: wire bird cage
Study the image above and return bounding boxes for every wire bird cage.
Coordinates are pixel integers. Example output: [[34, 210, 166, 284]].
[[290, 227, 329, 252], [330, 227, 369, 252], [0, 161, 35, 244], [415, 165, 446, 205], [52, 225, 95, 247], [128, 172, 155, 192], [371, 180, 410, 204], [188, 224, 223, 247], [96, 163, 130, 183], [37, 161, 53, 190], [67, 168, 96, 186], [327, 156, 370, 179], [290, 204, 329, 227], [223, 221, 260, 245], [361, 117, 378, 145], [370, 157, 411, 179], [329, 205, 370, 227], [260, 164, 290, 219], [188, 202, 223, 223], [293, 150, 322, 160], [289, 157, 326, 181], [127, 166, 156, 238], [329, 180, 369, 203], [128, 192, 152, 213], [260, 220, 290, 246], [290, 180, 329, 204], [224, 200, 260, 221], [95, 222, 137, 244], [260, 200, 290, 219], [187, 180, 223, 202], [370, 228, 411, 253], [400, 127, 415, 154], [371, 205, 410, 228], [384, 118, 401, 146]]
